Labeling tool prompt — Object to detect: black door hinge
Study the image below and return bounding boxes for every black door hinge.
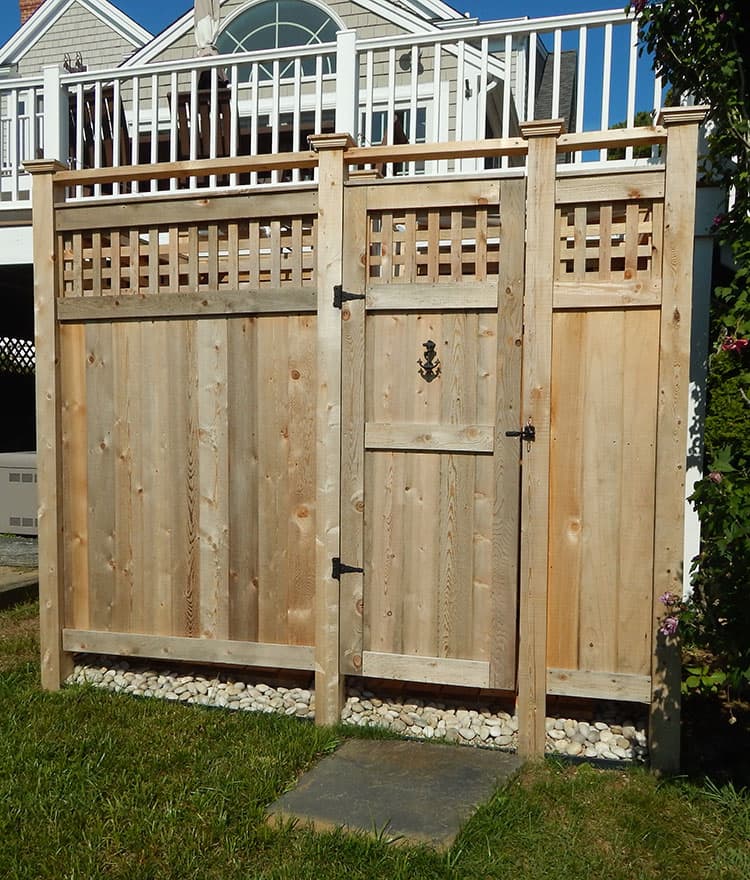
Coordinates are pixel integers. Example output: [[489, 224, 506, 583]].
[[333, 284, 366, 309], [332, 557, 365, 580]]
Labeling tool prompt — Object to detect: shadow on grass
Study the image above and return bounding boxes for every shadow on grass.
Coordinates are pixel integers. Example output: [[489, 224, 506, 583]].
[[681, 691, 750, 787]]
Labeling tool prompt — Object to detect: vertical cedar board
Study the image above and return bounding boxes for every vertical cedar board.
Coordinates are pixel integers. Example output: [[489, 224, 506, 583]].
[[340, 182, 367, 675], [516, 122, 561, 758]]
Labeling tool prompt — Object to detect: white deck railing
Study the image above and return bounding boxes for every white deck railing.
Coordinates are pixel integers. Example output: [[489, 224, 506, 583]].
[[0, 7, 668, 206]]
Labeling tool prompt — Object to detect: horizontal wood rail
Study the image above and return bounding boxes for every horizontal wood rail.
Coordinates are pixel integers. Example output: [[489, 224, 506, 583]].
[[557, 126, 667, 152], [361, 652, 491, 689], [547, 668, 651, 703], [63, 629, 315, 671], [344, 137, 528, 165], [50, 150, 320, 186], [57, 290, 317, 322], [36, 126, 678, 195], [55, 188, 318, 231]]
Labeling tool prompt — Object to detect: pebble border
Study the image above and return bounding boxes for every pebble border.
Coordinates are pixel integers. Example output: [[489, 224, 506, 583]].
[[67, 658, 647, 762]]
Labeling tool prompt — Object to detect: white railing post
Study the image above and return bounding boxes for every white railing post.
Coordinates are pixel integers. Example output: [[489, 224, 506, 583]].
[[335, 30, 358, 141], [42, 65, 68, 164]]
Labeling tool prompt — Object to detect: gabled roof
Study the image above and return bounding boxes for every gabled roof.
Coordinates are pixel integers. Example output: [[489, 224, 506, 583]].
[[0, 0, 152, 66], [125, 0, 466, 67]]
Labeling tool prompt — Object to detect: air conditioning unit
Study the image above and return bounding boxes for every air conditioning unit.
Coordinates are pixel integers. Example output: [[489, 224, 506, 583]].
[[0, 452, 37, 536]]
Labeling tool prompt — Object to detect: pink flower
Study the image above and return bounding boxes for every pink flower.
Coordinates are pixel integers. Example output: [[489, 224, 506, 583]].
[[721, 336, 749, 353], [659, 591, 678, 607], [707, 471, 723, 484], [659, 616, 679, 637]]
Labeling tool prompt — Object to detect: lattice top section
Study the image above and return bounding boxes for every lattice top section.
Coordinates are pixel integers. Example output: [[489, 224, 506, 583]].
[[59, 216, 317, 297], [367, 207, 501, 283], [0, 337, 35, 375], [555, 201, 663, 284]]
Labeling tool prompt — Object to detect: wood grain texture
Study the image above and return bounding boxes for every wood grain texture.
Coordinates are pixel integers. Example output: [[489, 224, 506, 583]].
[[366, 284, 497, 311], [286, 315, 317, 647], [57, 290, 317, 322], [651, 111, 704, 774], [227, 316, 259, 642], [547, 312, 585, 670], [491, 176, 525, 689], [85, 322, 116, 633], [311, 135, 353, 724], [56, 190, 318, 232], [516, 121, 563, 759], [60, 322, 89, 631], [547, 668, 651, 703], [197, 318, 230, 640], [339, 183, 367, 675], [364, 422, 494, 452], [362, 651, 490, 688], [27, 161, 71, 689], [63, 629, 315, 670], [555, 170, 665, 205], [553, 281, 661, 309]]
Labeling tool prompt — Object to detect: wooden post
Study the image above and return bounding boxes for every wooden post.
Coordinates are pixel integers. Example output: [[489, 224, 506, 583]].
[[650, 106, 708, 774], [516, 119, 564, 759], [309, 133, 354, 725], [25, 158, 70, 690]]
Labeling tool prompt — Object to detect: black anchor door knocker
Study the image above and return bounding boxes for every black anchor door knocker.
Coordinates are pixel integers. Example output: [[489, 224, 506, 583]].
[[418, 339, 441, 382]]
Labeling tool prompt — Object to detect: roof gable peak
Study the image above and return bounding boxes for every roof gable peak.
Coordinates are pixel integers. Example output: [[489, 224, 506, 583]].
[[0, 0, 152, 67]]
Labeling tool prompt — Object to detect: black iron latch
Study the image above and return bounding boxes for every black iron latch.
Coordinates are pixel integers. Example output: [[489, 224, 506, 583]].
[[505, 422, 536, 443], [332, 557, 365, 580], [333, 284, 366, 309]]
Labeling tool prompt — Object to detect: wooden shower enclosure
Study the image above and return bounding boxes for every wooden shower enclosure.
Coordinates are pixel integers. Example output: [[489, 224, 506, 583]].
[[28, 106, 706, 771]]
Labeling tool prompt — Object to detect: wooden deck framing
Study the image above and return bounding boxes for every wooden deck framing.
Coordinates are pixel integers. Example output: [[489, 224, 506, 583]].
[[27, 110, 706, 773]]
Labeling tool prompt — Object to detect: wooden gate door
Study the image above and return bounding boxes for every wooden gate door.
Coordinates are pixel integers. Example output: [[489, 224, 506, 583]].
[[340, 177, 526, 691]]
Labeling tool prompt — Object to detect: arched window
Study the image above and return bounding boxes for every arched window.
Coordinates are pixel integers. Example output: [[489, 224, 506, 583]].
[[217, 0, 340, 76]]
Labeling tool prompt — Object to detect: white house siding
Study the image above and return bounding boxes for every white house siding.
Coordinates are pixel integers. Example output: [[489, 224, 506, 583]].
[[0, 227, 33, 264], [17, 2, 137, 76]]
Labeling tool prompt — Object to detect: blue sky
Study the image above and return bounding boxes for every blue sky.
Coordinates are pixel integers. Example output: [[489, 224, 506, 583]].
[[1, 1, 622, 46]]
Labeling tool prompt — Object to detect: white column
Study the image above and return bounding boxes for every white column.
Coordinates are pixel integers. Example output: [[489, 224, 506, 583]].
[[335, 30, 358, 141], [42, 65, 68, 163]]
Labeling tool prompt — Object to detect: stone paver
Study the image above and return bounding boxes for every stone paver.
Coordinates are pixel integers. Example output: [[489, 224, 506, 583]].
[[267, 738, 522, 849]]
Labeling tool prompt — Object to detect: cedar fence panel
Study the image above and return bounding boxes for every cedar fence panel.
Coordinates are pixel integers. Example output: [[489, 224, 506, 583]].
[[27, 110, 706, 772]]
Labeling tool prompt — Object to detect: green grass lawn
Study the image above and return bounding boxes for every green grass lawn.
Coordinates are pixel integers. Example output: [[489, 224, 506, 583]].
[[1, 600, 748, 880]]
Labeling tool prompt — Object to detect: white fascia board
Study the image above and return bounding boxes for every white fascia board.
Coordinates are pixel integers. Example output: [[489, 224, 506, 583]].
[[395, 0, 464, 21], [0, 0, 151, 67], [348, 0, 450, 33], [84, 0, 153, 46], [126, 0, 463, 67], [122, 7, 196, 65]]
